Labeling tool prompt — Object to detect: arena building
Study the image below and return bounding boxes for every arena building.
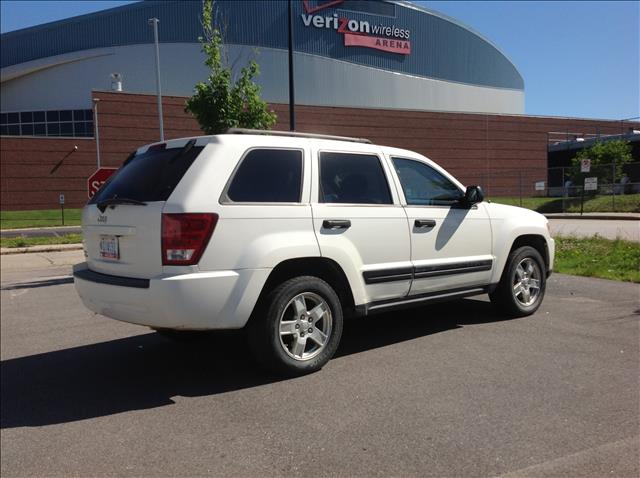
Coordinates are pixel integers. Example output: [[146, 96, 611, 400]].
[[1, 0, 524, 116], [0, 0, 636, 210]]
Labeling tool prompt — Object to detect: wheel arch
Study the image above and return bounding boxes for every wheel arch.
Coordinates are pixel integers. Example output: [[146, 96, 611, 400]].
[[510, 234, 550, 271], [250, 257, 356, 320]]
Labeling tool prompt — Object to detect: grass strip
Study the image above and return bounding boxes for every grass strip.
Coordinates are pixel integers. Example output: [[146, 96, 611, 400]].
[[1, 234, 83, 249], [491, 194, 640, 213], [554, 236, 640, 283], [1, 195, 639, 230], [1, 233, 637, 284], [0, 209, 82, 229]]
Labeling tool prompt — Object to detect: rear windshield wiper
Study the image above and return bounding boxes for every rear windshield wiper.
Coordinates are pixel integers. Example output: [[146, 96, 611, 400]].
[[97, 196, 147, 213]]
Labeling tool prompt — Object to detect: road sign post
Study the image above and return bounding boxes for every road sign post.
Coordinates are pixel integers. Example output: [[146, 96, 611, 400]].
[[581, 177, 598, 216], [59, 193, 65, 225], [88, 168, 117, 199]]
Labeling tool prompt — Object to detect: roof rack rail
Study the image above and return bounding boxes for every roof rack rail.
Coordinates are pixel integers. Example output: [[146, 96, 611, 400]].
[[225, 128, 372, 144]]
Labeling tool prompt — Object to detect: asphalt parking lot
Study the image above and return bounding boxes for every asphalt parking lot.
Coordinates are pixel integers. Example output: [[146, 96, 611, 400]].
[[1, 251, 638, 477]]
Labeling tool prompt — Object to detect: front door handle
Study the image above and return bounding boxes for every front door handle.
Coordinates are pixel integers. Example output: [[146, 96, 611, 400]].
[[414, 219, 436, 228], [323, 219, 351, 230]]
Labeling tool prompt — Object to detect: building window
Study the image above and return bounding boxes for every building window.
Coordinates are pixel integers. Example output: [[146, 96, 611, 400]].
[[0, 109, 94, 137]]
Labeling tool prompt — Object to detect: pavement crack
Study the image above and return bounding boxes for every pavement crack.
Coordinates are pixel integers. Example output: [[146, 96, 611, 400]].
[[36, 254, 55, 265]]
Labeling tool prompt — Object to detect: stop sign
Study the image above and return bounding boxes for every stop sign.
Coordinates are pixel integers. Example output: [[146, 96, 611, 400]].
[[87, 167, 117, 198]]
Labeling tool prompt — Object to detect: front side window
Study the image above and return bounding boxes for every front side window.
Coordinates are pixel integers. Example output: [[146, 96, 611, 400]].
[[319, 152, 392, 204], [392, 157, 463, 206], [226, 148, 303, 203]]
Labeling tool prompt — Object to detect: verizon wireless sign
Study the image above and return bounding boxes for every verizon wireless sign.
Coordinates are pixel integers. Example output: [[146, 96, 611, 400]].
[[301, 0, 411, 55]]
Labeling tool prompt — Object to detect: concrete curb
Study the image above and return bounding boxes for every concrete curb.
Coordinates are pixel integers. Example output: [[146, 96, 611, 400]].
[[1, 244, 83, 255], [544, 214, 640, 221], [1, 214, 637, 254]]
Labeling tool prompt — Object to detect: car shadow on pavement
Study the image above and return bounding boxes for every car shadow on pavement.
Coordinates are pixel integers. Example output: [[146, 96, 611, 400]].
[[1, 298, 509, 429]]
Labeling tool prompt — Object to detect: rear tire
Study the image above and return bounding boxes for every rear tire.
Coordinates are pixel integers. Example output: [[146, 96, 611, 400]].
[[248, 276, 343, 376], [490, 246, 546, 317]]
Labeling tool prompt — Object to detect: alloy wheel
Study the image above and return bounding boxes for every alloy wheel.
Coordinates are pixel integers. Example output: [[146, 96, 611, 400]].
[[512, 257, 542, 307], [278, 292, 333, 361]]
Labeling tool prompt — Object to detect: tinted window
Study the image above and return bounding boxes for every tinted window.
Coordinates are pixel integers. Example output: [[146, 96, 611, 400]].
[[392, 157, 463, 206], [74, 122, 86, 136], [91, 143, 204, 203], [1, 109, 93, 137], [319, 152, 392, 204], [226, 149, 302, 203], [60, 122, 73, 136]]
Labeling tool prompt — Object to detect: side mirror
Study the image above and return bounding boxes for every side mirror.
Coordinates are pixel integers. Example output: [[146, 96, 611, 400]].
[[463, 185, 484, 206]]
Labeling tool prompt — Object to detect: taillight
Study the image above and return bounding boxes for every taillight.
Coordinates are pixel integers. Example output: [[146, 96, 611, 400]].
[[161, 213, 218, 265]]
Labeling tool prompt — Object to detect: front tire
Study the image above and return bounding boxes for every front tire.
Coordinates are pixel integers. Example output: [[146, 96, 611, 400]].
[[490, 246, 546, 317], [248, 276, 343, 376]]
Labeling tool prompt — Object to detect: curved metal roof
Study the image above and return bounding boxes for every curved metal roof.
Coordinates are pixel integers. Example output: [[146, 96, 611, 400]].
[[0, 0, 524, 90]]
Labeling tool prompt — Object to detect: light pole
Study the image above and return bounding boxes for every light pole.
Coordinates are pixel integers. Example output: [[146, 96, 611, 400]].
[[92, 98, 101, 168], [287, 0, 295, 131], [148, 17, 164, 141]]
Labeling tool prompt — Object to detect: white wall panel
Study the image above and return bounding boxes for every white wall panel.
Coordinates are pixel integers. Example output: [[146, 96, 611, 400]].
[[1, 43, 523, 114]]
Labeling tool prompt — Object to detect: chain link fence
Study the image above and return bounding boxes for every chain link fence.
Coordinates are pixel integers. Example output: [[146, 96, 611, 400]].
[[454, 161, 639, 214], [1, 162, 638, 229]]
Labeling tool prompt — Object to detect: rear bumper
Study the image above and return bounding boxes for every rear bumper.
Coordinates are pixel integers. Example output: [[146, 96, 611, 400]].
[[73, 263, 270, 330]]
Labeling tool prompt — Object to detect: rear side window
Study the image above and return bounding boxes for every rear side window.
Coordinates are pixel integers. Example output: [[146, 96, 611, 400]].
[[319, 152, 392, 204], [226, 148, 303, 203], [91, 142, 203, 203]]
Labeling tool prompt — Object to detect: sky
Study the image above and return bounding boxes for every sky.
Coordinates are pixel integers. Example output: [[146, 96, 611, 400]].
[[1, 0, 638, 120]]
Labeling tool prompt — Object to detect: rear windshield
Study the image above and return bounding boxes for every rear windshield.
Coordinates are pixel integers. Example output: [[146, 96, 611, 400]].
[[90, 144, 204, 203]]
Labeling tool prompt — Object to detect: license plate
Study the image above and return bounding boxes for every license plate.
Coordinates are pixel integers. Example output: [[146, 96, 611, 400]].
[[99, 235, 119, 260]]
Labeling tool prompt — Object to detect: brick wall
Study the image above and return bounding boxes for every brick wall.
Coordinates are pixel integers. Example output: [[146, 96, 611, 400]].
[[1, 90, 634, 210]]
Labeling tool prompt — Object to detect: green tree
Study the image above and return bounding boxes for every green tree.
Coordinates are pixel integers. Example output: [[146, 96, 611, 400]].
[[185, 0, 276, 134], [571, 140, 633, 183]]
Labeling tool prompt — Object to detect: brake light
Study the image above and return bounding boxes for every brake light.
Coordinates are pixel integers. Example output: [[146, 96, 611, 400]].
[[161, 213, 218, 265]]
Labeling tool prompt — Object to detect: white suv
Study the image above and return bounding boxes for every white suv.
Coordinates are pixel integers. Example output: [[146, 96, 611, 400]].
[[74, 129, 554, 375]]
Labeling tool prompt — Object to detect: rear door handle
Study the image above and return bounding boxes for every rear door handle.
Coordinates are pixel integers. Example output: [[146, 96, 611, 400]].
[[323, 219, 351, 230], [414, 219, 436, 228]]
